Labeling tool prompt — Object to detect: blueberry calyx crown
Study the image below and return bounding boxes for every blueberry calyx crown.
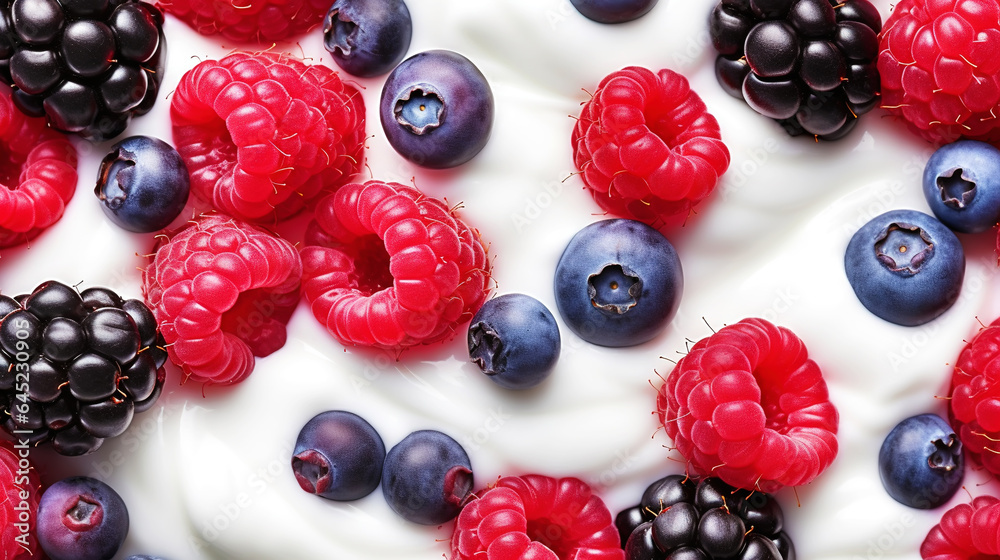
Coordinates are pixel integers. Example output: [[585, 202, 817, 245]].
[[928, 434, 962, 473], [394, 86, 445, 135], [467, 322, 505, 375], [588, 264, 642, 315], [874, 223, 933, 275], [937, 167, 976, 210], [291, 449, 333, 495], [64, 496, 103, 531], [94, 146, 137, 210], [443, 465, 474, 507], [324, 9, 357, 56]]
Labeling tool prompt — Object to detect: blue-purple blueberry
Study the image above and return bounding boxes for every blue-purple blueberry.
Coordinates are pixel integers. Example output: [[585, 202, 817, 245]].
[[95, 135, 189, 233], [922, 140, 1000, 233], [291, 410, 385, 501], [467, 293, 560, 390], [37, 476, 129, 560], [381, 429, 473, 525], [323, 0, 412, 77], [570, 0, 658, 23], [845, 209, 964, 326], [380, 49, 493, 169], [554, 219, 683, 347], [878, 413, 964, 509]]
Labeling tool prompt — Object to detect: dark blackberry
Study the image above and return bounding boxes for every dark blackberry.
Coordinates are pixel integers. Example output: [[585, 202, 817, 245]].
[[617, 475, 796, 560], [709, 0, 881, 139], [0, 0, 166, 141], [0, 280, 166, 456]]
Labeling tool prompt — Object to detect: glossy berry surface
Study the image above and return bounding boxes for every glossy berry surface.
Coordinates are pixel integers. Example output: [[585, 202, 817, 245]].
[[291, 410, 385, 501], [949, 315, 1000, 480], [451, 474, 624, 560], [554, 219, 682, 347], [710, 0, 881, 139], [1, 439, 41, 559], [467, 293, 560, 390], [0, 0, 166, 140], [160, 0, 329, 43], [878, 413, 963, 509], [381, 430, 473, 525], [921, 495, 1000, 559], [656, 318, 839, 492], [572, 67, 729, 229], [380, 50, 493, 169], [141, 214, 302, 385], [879, 0, 1000, 144], [569, 0, 658, 23], [301, 180, 491, 350], [171, 51, 365, 222], [324, 0, 412, 77], [922, 140, 1000, 233], [95, 135, 190, 233], [0, 280, 167, 456], [36, 476, 129, 560], [845, 209, 964, 326]]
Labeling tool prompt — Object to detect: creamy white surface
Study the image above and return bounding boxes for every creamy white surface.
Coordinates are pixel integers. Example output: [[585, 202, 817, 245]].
[[4, 0, 1000, 558]]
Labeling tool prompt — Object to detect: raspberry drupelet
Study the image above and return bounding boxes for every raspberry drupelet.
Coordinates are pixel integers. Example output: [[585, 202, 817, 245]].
[[158, 0, 330, 43], [949, 314, 1000, 480], [921, 495, 1000, 559]]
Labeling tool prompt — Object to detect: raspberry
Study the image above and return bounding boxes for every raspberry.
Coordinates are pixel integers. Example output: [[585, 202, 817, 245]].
[[572, 67, 730, 230], [0, 86, 78, 249], [159, 0, 328, 43], [948, 315, 1000, 479], [171, 52, 365, 223], [878, 0, 1000, 144], [300, 180, 491, 350], [0, 439, 41, 559], [450, 474, 624, 560], [921, 496, 1000, 559], [655, 318, 839, 492], [142, 214, 302, 385]]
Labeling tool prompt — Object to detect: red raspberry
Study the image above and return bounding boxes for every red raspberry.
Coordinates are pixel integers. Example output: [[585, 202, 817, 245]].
[[300, 180, 491, 350], [921, 495, 1000, 559], [450, 475, 624, 560], [158, 0, 328, 43], [142, 214, 302, 385], [0, 439, 41, 559], [878, 0, 1000, 144], [171, 51, 365, 223], [655, 318, 839, 493], [0, 85, 77, 249], [571, 67, 730, 230], [948, 315, 1000, 479]]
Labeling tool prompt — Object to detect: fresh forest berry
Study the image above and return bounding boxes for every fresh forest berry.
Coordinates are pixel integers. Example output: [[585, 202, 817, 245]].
[[569, 0, 658, 24], [572, 67, 729, 229], [141, 214, 302, 385], [301, 180, 491, 350], [710, 0, 881, 139], [324, 0, 412, 78], [467, 293, 561, 390], [0, 280, 167, 456], [922, 140, 1000, 234], [879, 0, 1000, 144], [158, 0, 329, 43], [451, 474, 624, 560], [171, 51, 365, 222], [291, 410, 385, 501], [656, 318, 839, 492], [878, 413, 964, 510], [0, 0, 166, 141], [949, 315, 1000, 480], [36, 476, 128, 560], [382, 430, 472, 525], [0, 439, 41, 559], [921, 495, 1000, 559]]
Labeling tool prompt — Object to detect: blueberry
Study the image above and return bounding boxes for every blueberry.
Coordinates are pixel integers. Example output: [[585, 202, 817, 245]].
[[844, 209, 964, 326], [380, 50, 493, 169], [95, 135, 190, 233], [291, 410, 385, 501], [554, 219, 683, 347], [381, 429, 473, 525], [878, 413, 964, 509], [324, 0, 411, 77], [126, 556, 168, 560], [569, 0, 658, 23], [467, 293, 560, 390], [37, 476, 129, 560], [922, 140, 1000, 233]]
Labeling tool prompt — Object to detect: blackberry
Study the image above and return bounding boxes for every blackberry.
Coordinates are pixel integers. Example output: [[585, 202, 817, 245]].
[[0, 0, 166, 141], [709, 0, 881, 140], [616, 475, 796, 560], [0, 280, 166, 456]]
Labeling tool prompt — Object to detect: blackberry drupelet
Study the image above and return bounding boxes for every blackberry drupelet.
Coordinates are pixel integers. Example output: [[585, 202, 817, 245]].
[[617, 475, 796, 560], [0, 0, 166, 141], [0, 280, 167, 456], [710, 0, 881, 140]]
